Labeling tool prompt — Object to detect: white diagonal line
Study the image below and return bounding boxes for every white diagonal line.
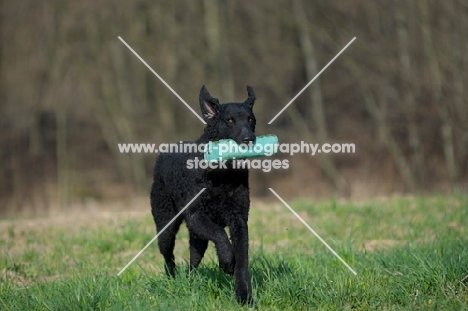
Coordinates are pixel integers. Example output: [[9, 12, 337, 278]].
[[268, 37, 356, 124], [117, 188, 206, 276], [118, 36, 207, 124], [268, 188, 357, 275]]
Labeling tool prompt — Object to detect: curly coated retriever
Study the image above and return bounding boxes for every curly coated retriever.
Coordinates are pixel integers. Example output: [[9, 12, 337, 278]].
[[150, 85, 256, 304]]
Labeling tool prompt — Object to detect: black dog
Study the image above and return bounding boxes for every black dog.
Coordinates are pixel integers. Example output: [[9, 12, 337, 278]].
[[150, 85, 256, 304]]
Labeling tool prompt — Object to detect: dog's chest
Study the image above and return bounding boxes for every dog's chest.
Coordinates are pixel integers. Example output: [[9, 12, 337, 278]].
[[200, 183, 250, 224]]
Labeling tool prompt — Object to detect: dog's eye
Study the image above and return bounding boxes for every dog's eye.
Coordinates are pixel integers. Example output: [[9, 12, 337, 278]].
[[227, 118, 234, 123], [248, 117, 254, 123]]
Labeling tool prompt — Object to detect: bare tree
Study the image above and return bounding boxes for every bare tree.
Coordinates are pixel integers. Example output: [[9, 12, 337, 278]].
[[420, 0, 458, 182], [345, 58, 417, 191], [292, 0, 348, 194], [447, 0, 468, 178], [395, 2, 425, 185], [204, 0, 234, 99]]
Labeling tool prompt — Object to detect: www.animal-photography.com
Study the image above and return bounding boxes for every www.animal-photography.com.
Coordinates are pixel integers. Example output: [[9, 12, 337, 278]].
[[1, 1, 467, 310]]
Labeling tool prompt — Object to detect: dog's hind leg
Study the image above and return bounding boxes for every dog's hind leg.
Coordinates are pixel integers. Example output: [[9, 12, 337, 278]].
[[151, 183, 182, 277], [155, 213, 182, 277], [189, 234, 208, 271]]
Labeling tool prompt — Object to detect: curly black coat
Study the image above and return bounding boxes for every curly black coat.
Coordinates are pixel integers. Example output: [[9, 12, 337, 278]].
[[150, 85, 257, 304]]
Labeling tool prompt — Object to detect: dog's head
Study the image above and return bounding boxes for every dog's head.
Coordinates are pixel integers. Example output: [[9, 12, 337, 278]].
[[199, 85, 256, 145]]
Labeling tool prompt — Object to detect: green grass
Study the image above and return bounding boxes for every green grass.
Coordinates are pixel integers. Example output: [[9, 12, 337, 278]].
[[1, 194, 467, 310]]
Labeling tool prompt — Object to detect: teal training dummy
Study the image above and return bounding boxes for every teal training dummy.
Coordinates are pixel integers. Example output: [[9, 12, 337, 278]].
[[204, 134, 279, 162]]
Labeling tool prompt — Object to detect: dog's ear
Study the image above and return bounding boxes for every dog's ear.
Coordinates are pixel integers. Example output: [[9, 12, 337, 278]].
[[199, 85, 220, 121], [244, 85, 256, 109]]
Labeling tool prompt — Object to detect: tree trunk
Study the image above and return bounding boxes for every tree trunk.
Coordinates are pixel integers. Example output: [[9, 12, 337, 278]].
[[449, 0, 468, 178], [420, 0, 458, 183], [395, 3, 425, 186], [291, 0, 348, 194], [49, 2, 69, 209], [204, 0, 234, 99], [292, 0, 328, 143]]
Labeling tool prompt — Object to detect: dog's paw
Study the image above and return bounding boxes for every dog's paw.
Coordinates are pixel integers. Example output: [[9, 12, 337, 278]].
[[236, 290, 254, 306], [217, 244, 235, 274], [219, 254, 235, 275]]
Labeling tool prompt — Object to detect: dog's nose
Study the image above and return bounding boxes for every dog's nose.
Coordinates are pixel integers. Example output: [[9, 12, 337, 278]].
[[243, 136, 255, 144]]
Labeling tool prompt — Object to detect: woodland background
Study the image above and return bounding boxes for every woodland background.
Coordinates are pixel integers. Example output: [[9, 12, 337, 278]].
[[1, 0, 467, 213]]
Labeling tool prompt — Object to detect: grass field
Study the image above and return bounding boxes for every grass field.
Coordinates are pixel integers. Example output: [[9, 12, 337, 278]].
[[1, 194, 467, 310]]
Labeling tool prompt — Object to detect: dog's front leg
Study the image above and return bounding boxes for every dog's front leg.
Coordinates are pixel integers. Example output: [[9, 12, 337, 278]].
[[187, 212, 235, 274], [229, 218, 253, 305]]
